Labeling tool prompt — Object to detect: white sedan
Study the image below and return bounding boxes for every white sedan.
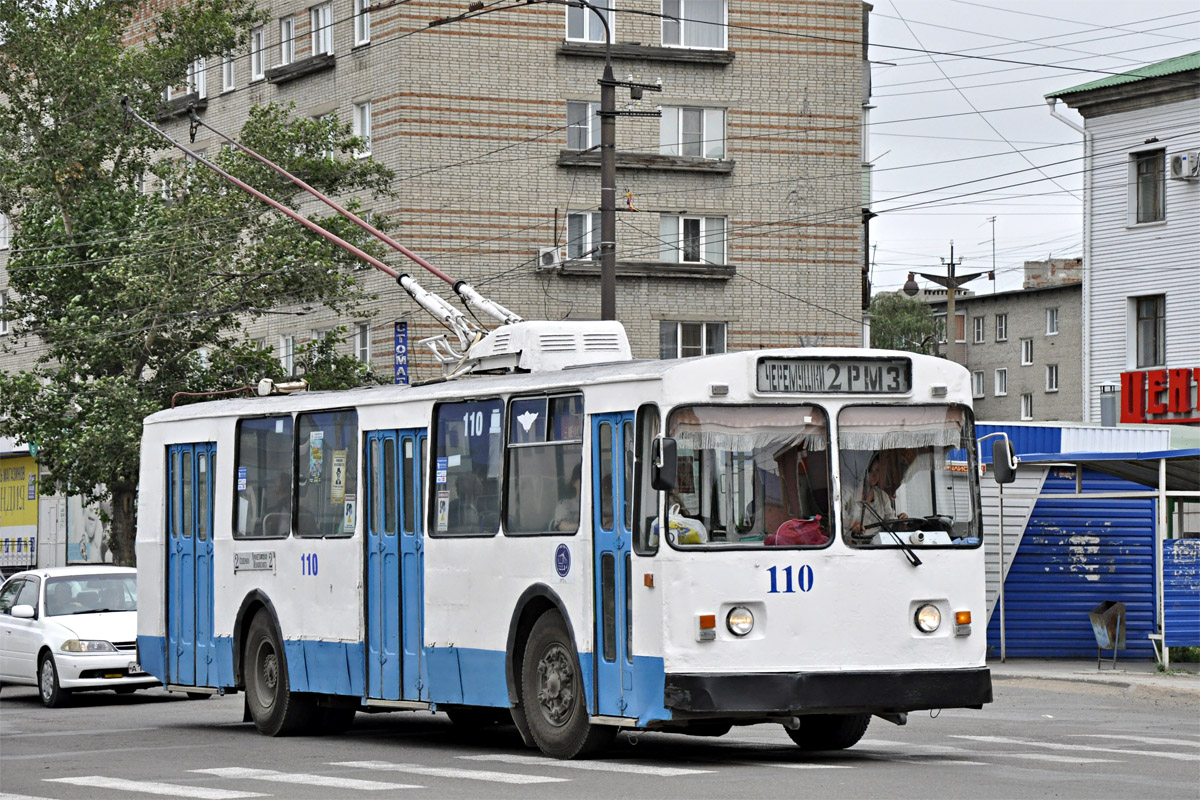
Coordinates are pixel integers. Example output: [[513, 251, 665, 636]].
[[0, 566, 159, 707]]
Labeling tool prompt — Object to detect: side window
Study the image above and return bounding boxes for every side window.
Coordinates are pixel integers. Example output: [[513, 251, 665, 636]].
[[296, 410, 358, 538], [505, 394, 584, 535], [235, 416, 294, 538], [0, 579, 25, 613], [432, 399, 503, 536], [16, 576, 40, 613], [633, 405, 661, 554]]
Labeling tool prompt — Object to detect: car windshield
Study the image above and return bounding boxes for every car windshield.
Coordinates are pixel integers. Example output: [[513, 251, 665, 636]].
[[837, 405, 980, 548], [45, 574, 137, 616], [664, 405, 832, 547]]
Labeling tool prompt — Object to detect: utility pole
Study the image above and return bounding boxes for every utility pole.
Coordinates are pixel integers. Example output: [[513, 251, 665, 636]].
[[903, 240, 986, 363]]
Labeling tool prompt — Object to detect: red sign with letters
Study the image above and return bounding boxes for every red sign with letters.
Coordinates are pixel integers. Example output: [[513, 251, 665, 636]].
[[1120, 368, 1200, 424]]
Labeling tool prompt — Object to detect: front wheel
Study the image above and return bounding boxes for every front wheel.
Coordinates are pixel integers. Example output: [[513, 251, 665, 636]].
[[785, 713, 871, 751], [243, 610, 313, 736], [38, 654, 70, 708], [520, 612, 615, 759]]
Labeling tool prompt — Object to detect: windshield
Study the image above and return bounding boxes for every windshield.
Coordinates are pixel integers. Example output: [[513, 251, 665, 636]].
[[837, 405, 979, 548], [45, 574, 137, 616], [664, 405, 832, 547]]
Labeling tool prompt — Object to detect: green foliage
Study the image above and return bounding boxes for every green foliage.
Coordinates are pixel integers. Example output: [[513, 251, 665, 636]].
[[299, 330, 389, 391], [0, 0, 397, 563], [867, 293, 942, 356]]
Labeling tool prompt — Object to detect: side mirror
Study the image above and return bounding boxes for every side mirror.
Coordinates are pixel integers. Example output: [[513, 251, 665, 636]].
[[992, 438, 1017, 485], [651, 436, 677, 491], [11, 604, 35, 619]]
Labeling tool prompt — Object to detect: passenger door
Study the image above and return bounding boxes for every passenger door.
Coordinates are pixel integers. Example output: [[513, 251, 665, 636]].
[[591, 412, 635, 717], [166, 443, 216, 687]]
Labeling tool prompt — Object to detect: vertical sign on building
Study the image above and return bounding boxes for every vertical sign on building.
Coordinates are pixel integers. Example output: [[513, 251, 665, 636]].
[[394, 322, 409, 385]]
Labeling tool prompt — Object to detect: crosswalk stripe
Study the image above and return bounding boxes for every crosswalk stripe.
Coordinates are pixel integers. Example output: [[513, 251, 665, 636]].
[[1070, 734, 1200, 748], [332, 760, 568, 784], [994, 753, 1120, 764], [2, 793, 57, 800], [459, 753, 713, 776], [45, 776, 267, 799], [736, 761, 853, 770], [950, 735, 1200, 762], [192, 767, 420, 790]]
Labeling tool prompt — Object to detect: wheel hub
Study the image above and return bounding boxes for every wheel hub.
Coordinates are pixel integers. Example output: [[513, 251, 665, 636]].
[[535, 643, 574, 727], [255, 643, 279, 709]]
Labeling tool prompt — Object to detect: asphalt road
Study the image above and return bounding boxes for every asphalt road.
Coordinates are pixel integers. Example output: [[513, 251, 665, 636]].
[[1, 675, 1197, 800]]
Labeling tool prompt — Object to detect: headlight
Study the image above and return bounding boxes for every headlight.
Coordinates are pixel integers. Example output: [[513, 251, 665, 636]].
[[726, 606, 754, 636], [61, 639, 117, 653], [915, 604, 942, 633]]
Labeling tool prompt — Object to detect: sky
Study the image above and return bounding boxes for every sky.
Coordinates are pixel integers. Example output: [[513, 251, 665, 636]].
[[864, 0, 1200, 296]]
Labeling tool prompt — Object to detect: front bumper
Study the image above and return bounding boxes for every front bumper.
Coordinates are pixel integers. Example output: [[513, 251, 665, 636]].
[[56, 652, 160, 691], [664, 667, 992, 716]]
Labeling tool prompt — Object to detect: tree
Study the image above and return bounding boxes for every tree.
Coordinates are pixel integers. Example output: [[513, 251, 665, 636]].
[[0, 0, 396, 565], [867, 293, 941, 356]]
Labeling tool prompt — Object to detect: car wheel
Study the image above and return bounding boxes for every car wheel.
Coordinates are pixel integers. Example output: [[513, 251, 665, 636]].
[[784, 713, 871, 750], [39, 654, 71, 708], [519, 612, 615, 759], [243, 610, 313, 736]]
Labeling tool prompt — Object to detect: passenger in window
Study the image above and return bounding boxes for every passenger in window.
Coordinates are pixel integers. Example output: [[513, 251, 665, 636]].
[[844, 453, 908, 535], [552, 465, 582, 531]]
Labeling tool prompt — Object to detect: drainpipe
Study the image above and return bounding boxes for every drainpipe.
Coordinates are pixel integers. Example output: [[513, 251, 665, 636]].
[[1046, 98, 1093, 421]]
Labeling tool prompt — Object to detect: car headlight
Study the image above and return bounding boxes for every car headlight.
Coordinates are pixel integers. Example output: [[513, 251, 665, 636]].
[[61, 639, 117, 653], [726, 606, 754, 636], [915, 604, 942, 633]]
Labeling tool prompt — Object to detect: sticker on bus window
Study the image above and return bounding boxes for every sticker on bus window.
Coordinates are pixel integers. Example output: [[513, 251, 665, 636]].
[[331, 451, 347, 503], [436, 490, 449, 531], [309, 431, 324, 484], [343, 496, 356, 533], [237, 467, 247, 492], [435, 457, 448, 485]]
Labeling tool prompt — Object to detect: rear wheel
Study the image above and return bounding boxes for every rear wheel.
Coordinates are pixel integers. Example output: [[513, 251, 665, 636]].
[[785, 713, 871, 750], [520, 612, 615, 759], [38, 654, 70, 708], [244, 610, 313, 736]]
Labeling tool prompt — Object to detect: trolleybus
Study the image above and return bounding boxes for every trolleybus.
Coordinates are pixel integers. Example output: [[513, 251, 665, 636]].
[[136, 322, 993, 758]]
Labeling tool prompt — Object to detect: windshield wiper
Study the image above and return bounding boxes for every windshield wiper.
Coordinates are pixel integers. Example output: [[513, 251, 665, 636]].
[[862, 504, 922, 567]]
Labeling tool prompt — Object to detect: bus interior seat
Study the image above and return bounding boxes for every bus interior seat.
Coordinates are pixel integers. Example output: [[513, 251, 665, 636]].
[[262, 512, 289, 537]]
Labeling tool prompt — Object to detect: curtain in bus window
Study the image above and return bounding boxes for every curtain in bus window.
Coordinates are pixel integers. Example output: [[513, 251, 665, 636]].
[[670, 406, 827, 452], [433, 399, 503, 535], [296, 410, 359, 538], [235, 416, 293, 538], [837, 406, 965, 450]]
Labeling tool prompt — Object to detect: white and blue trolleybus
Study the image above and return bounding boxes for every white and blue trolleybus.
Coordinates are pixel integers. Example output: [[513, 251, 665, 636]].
[[136, 322, 994, 758]]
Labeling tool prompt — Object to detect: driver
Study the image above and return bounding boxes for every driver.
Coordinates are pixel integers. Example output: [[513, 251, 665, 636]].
[[845, 453, 907, 535]]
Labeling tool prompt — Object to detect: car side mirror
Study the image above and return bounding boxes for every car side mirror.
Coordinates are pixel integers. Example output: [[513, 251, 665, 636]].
[[651, 436, 677, 491], [992, 439, 1017, 485], [11, 604, 35, 619]]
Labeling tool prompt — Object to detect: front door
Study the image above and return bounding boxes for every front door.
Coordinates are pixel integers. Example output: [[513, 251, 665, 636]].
[[591, 413, 635, 717], [365, 429, 426, 701], [166, 443, 216, 687]]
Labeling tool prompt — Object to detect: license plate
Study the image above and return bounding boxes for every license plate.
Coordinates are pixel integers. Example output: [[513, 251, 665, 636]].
[[127, 661, 141, 674]]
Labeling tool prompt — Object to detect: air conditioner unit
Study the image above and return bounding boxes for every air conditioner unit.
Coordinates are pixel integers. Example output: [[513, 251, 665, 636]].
[[537, 246, 566, 269], [1168, 151, 1199, 180]]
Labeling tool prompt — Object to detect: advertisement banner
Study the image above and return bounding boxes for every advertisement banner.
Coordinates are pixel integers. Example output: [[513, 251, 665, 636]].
[[0, 456, 38, 569]]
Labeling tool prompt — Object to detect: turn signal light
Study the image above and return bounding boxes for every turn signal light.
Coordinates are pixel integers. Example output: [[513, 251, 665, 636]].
[[699, 614, 716, 629], [697, 613, 717, 642], [955, 609, 972, 637]]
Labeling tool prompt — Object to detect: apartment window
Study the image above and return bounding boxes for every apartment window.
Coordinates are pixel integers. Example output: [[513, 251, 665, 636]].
[[566, 211, 600, 260], [1020, 338, 1033, 366], [994, 368, 1007, 397], [995, 313, 1008, 342], [356, 322, 371, 363], [353, 101, 372, 157], [354, 0, 371, 46], [1046, 307, 1059, 336], [1133, 149, 1165, 224], [251, 26, 265, 80], [659, 214, 725, 265], [972, 316, 984, 344], [0, 212, 9, 250], [1046, 364, 1059, 393], [1134, 294, 1165, 368], [186, 57, 207, 99], [221, 52, 235, 91], [1020, 394, 1033, 420], [279, 334, 295, 375], [0, 291, 9, 336], [566, 101, 600, 151], [660, 107, 725, 159], [660, 321, 726, 359], [971, 370, 984, 399], [311, 3, 334, 57], [662, 0, 726, 49], [566, 0, 612, 42], [280, 17, 295, 65]]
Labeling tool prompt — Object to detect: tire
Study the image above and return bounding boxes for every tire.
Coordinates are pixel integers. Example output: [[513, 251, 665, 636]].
[[38, 654, 71, 708], [519, 612, 615, 759], [785, 713, 871, 751], [243, 610, 313, 736]]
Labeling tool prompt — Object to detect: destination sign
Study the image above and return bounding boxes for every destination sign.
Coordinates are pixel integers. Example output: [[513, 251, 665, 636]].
[[757, 357, 912, 394]]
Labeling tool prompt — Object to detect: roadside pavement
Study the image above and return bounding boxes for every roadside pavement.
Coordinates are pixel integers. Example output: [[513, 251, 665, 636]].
[[988, 657, 1200, 695]]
